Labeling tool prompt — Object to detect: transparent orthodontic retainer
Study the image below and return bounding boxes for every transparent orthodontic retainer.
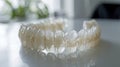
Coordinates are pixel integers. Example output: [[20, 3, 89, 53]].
[[19, 19, 100, 57]]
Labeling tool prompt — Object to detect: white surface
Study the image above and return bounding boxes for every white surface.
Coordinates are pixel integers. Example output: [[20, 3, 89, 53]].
[[0, 19, 120, 67]]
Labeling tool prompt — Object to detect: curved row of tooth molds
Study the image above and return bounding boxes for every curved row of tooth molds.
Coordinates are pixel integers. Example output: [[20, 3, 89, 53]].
[[19, 20, 100, 55], [19, 19, 66, 48]]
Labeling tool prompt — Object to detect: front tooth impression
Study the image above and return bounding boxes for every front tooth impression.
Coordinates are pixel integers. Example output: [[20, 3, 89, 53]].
[[54, 31, 64, 49], [45, 31, 54, 49], [65, 30, 78, 47]]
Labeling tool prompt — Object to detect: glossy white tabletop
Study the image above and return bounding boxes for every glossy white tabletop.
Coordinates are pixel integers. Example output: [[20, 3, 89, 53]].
[[0, 19, 120, 67]]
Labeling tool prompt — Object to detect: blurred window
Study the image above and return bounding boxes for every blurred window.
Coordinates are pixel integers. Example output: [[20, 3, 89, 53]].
[[43, 0, 61, 13]]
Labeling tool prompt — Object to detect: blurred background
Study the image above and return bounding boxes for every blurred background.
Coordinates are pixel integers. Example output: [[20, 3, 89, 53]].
[[0, 0, 120, 67], [0, 0, 120, 22]]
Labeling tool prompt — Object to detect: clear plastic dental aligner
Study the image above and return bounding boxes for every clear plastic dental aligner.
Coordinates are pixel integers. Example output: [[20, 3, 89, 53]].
[[19, 19, 100, 56]]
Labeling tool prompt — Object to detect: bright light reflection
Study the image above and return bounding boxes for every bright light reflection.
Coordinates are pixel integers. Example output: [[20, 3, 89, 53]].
[[8, 23, 26, 67], [0, 24, 8, 51]]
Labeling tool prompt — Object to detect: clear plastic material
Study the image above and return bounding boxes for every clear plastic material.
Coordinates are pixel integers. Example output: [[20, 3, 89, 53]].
[[19, 19, 100, 57]]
